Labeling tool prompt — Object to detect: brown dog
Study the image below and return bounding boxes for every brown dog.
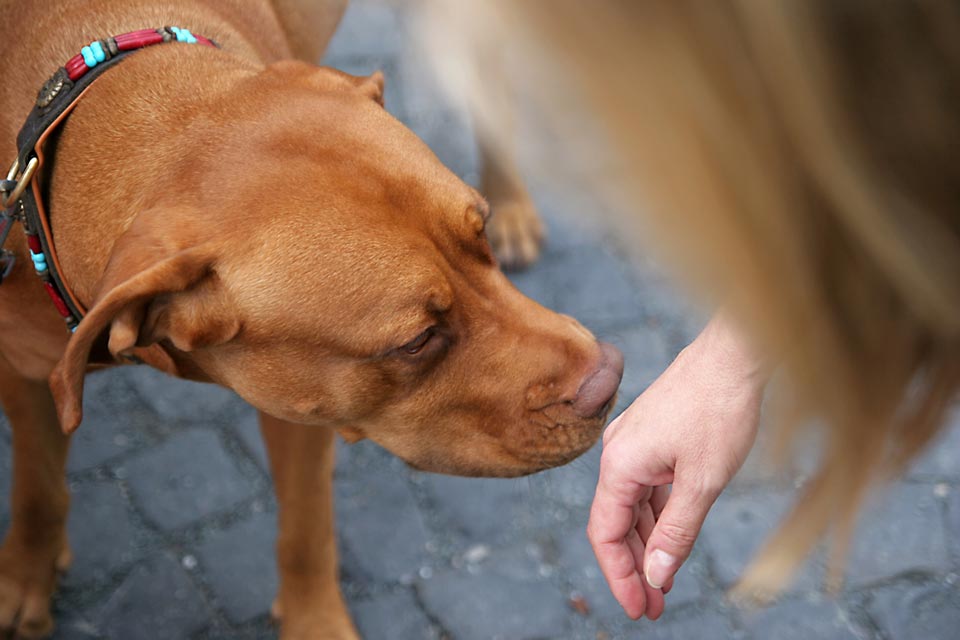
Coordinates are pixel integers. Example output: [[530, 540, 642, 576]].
[[0, 1, 620, 637]]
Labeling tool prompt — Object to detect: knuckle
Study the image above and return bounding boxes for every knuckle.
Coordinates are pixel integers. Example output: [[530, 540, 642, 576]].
[[599, 445, 626, 475], [655, 520, 699, 550], [690, 471, 728, 500]]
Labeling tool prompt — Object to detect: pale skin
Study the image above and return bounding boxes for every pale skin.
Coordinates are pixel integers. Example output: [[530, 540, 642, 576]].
[[587, 313, 769, 619]]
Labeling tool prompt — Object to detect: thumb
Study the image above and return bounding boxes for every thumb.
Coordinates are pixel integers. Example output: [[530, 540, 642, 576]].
[[643, 479, 720, 589]]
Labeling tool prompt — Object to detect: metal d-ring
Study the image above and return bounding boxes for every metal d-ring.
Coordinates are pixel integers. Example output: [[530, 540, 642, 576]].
[[1, 156, 38, 209]]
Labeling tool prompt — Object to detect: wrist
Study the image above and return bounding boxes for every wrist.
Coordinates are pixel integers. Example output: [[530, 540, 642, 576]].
[[687, 312, 770, 392]]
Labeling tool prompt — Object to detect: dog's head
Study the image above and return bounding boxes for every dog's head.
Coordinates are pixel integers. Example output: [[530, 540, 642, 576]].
[[50, 62, 621, 477]]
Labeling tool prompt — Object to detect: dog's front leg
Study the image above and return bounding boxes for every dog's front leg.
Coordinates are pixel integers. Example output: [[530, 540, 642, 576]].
[[259, 412, 359, 640], [0, 358, 71, 639]]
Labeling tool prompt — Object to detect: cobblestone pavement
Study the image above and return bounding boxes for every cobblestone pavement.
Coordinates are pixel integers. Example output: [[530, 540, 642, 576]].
[[2, 2, 958, 639]]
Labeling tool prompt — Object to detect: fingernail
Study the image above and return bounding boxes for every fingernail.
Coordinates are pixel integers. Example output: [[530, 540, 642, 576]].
[[645, 549, 678, 589]]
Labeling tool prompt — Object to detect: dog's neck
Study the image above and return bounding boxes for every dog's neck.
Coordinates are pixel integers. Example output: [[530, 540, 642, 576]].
[[1, 0, 291, 143], [46, 45, 259, 306], [1, 0, 301, 307]]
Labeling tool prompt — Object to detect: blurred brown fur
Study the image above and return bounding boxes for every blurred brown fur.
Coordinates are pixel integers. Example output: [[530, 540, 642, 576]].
[[423, 0, 960, 594]]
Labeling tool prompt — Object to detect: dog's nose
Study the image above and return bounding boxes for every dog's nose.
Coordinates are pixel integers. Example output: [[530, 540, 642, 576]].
[[572, 342, 624, 418]]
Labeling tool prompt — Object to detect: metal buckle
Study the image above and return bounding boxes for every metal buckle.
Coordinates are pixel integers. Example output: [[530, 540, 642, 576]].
[[1, 156, 39, 209]]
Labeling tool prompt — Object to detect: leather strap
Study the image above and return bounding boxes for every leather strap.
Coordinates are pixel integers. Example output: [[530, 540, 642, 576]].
[[1, 26, 218, 331]]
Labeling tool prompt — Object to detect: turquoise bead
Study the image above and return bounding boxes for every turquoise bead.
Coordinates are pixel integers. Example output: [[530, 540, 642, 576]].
[[81, 45, 97, 67], [90, 41, 106, 63], [172, 26, 197, 44]]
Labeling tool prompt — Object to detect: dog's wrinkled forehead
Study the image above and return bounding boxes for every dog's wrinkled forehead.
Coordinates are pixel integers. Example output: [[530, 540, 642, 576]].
[[222, 216, 453, 348], [200, 85, 492, 353]]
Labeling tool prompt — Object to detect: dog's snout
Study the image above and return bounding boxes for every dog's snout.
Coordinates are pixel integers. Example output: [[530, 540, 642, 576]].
[[572, 342, 624, 418]]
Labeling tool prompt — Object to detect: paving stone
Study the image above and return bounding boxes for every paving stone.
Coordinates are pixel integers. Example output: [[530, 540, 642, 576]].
[[947, 487, 960, 563], [866, 579, 960, 640], [620, 609, 738, 640], [506, 259, 558, 309], [741, 596, 867, 640], [418, 563, 571, 640], [197, 620, 277, 640], [467, 538, 559, 583], [336, 447, 429, 581], [404, 109, 479, 184], [321, 56, 405, 118], [729, 423, 812, 490], [627, 267, 706, 341], [700, 489, 823, 592], [557, 525, 708, 627], [325, 0, 403, 59], [558, 531, 628, 623], [350, 589, 437, 640], [334, 436, 359, 475], [123, 429, 257, 531], [529, 443, 601, 510], [662, 555, 710, 610], [232, 407, 270, 472], [419, 473, 531, 541], [91, 553, 211, 640], [601, 323, 675, 415], [846, 483, 949, 587], [194, 512, 278, 623], [124, 366, 244, 427], [67, 368, 153, 473], [540, 245, 646, 333], [908, 409, 960, 481], [523, 178, 617, 254], [65, 481, 146, 584], [50, 615, 102, 640]]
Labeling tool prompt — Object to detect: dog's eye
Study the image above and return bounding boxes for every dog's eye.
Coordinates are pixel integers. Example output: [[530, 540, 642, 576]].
[[401, 328, 435, 355]]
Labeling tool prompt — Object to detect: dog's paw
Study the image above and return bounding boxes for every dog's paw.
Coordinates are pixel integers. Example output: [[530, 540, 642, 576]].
[[487, 195, 545, 271], [0, 542, 70, 638]]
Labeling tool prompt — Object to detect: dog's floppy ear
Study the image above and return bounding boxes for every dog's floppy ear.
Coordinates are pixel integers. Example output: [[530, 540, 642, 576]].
[[49, 208, 234, 434]]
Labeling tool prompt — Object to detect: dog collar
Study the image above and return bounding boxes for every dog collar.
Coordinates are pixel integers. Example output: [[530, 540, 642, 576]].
[[0, 26, 218, 332]]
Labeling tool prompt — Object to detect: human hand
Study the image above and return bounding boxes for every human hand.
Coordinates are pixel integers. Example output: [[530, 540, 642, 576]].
[[587, 315, 767, 619]]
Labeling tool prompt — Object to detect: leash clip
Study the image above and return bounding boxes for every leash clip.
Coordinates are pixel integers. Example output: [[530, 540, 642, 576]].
[[1, 156, 38, 209]]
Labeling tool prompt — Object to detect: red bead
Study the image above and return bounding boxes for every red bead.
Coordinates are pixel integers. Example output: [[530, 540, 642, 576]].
[[115, 29, 163, 51], [43, 282, 71, 318], [195, 35, 216, 48], [26, 234, 42, 253], [65, 55, 87, 81]]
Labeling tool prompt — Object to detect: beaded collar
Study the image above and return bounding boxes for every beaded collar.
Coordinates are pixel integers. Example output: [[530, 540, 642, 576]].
[[0, 26, 218, 332]]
